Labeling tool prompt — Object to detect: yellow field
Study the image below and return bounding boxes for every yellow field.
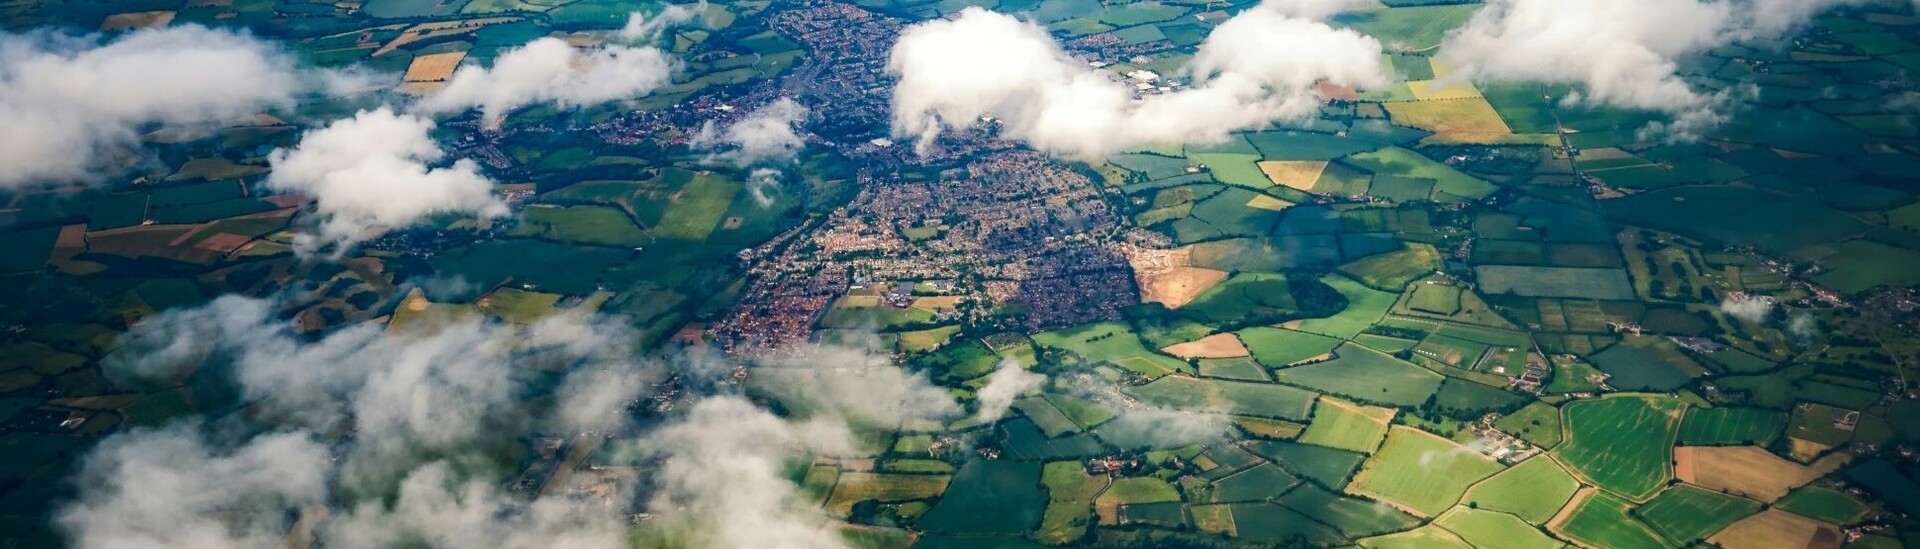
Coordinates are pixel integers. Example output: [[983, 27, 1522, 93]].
[[911, 296, 964, 312], [1674, 446, 1851, 502], [99, 11, 174, 30], [1161, 333, 1250, 359], [1383, 98, 1556, 145], [405, 51, 469, 82], [476, 287, 562, 324], [1245, 194, 1292, 211], [823, 473, 950, 517], [1408, 80, 1483, 100], [1384, 98, 1508, 142], [1323, 396, 1396, 423], [1191, 504, 1236, 536], [1257, 160, 1329, 191], [1708, 509, 1843, 549]]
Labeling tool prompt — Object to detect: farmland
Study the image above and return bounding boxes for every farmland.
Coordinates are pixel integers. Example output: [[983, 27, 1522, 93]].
[[1124, 376, 1317, 420], [1297, 397, 1392, 453], [1271, 343, 1444, 407], [1552, 491, 1670, 549], [7, 0, 1920, 546], [1554, 395, 1686, 501], [1348, 427, 1505, 516], [1678, 407, 1788, 446], [1632, 484, 1762, 544], [1462, 455, 1582, 524]]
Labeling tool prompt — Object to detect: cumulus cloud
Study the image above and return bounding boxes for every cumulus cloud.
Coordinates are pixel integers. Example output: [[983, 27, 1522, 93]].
[[1788, 313, 1818, 342], [634, 397, 853, 549], [57, 428, 330, 549], [1096, 408, 1232, 448], [1720, 294, 1775, 324], [0, 25, 310, 187], [325, 462, 630, 549], [973, 359, 1043, 423], [745, 167, 783, 207], [887, 3, 1386, 158], [1438, 0, 1862, 139], [71, 296, 657, 548], [420, 37, 675, 127], [617, 340, 991, 549], [751, 345, 963, 429], [266, 107, 506, 251], [620, 2, 706, 42], [694, 97, 810, 167]]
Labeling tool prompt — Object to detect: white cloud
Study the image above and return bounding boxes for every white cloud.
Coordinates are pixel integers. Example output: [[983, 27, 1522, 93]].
[[620, 2, 706, 42], [1788, 313, 1818, 341], [751, 344, 963, 430], [634, 397, 852, 549], [887, 3, 1386, 158], [1096, 408, 1232, 448], [1720, 294, 1775, 324], [973, 359, 1043, 423], [57, 428, 330, 549], [324, 462, 630, 549], [745, 167, 782, 208], [1437, 0, 1862, 138], [78, 297, 977, 549], [622, 342, 982, 549], [694, 97, 810, 167], [71, 296, 657, 548], [420, 37, 675, 127], [265, 107, 506, 251], [0, 25, 306, 187]]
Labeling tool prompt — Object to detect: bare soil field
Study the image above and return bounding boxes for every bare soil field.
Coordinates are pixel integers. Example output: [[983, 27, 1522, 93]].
[[1708, 509, 1843, 549], [1674, 446, 1850, 502], [1127, 245, 1229, 309]]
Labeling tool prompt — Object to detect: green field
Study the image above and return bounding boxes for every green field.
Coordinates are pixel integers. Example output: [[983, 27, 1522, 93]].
[[1124, 376, 1316, 421], [1180, 272, 1341, 327], [1343, 147, 1495, 200], [651, 173, 740, 241], [1475, 266, 1636, 300], [1339, 4, 1480, 49], [1032, 321, 1190, 378], [1407, 283, 1461, 315], [1272, 343, 1443, 407], [1433, 507, 1565, 549], [1294, 275, 1400, 338], [508, 205, 651, 248], [1228, 502, 1346, 544], [1297, 399, 1390, 453], [1359, 525, 1474, 549], [1554, 491, 1669, 549], [917, 460, 1046, 534], [1349, 427, 1505, 516], [1462, 455, 1582, 524], [1205, 462, 1298, 503], [1340, 243, 1442, 290], [1013, 398, 1082, 437], [1775, 485, 1874, 525], [1678, 407, 1788, 446], [1554, 395, 1686, 501], [1633, 484, 1762, 544], [1197, 358, 1270, 381], [1244, 440, 1368, 490], [1277, 483, 1421, 536], [1236, 327, 1342, 367]]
